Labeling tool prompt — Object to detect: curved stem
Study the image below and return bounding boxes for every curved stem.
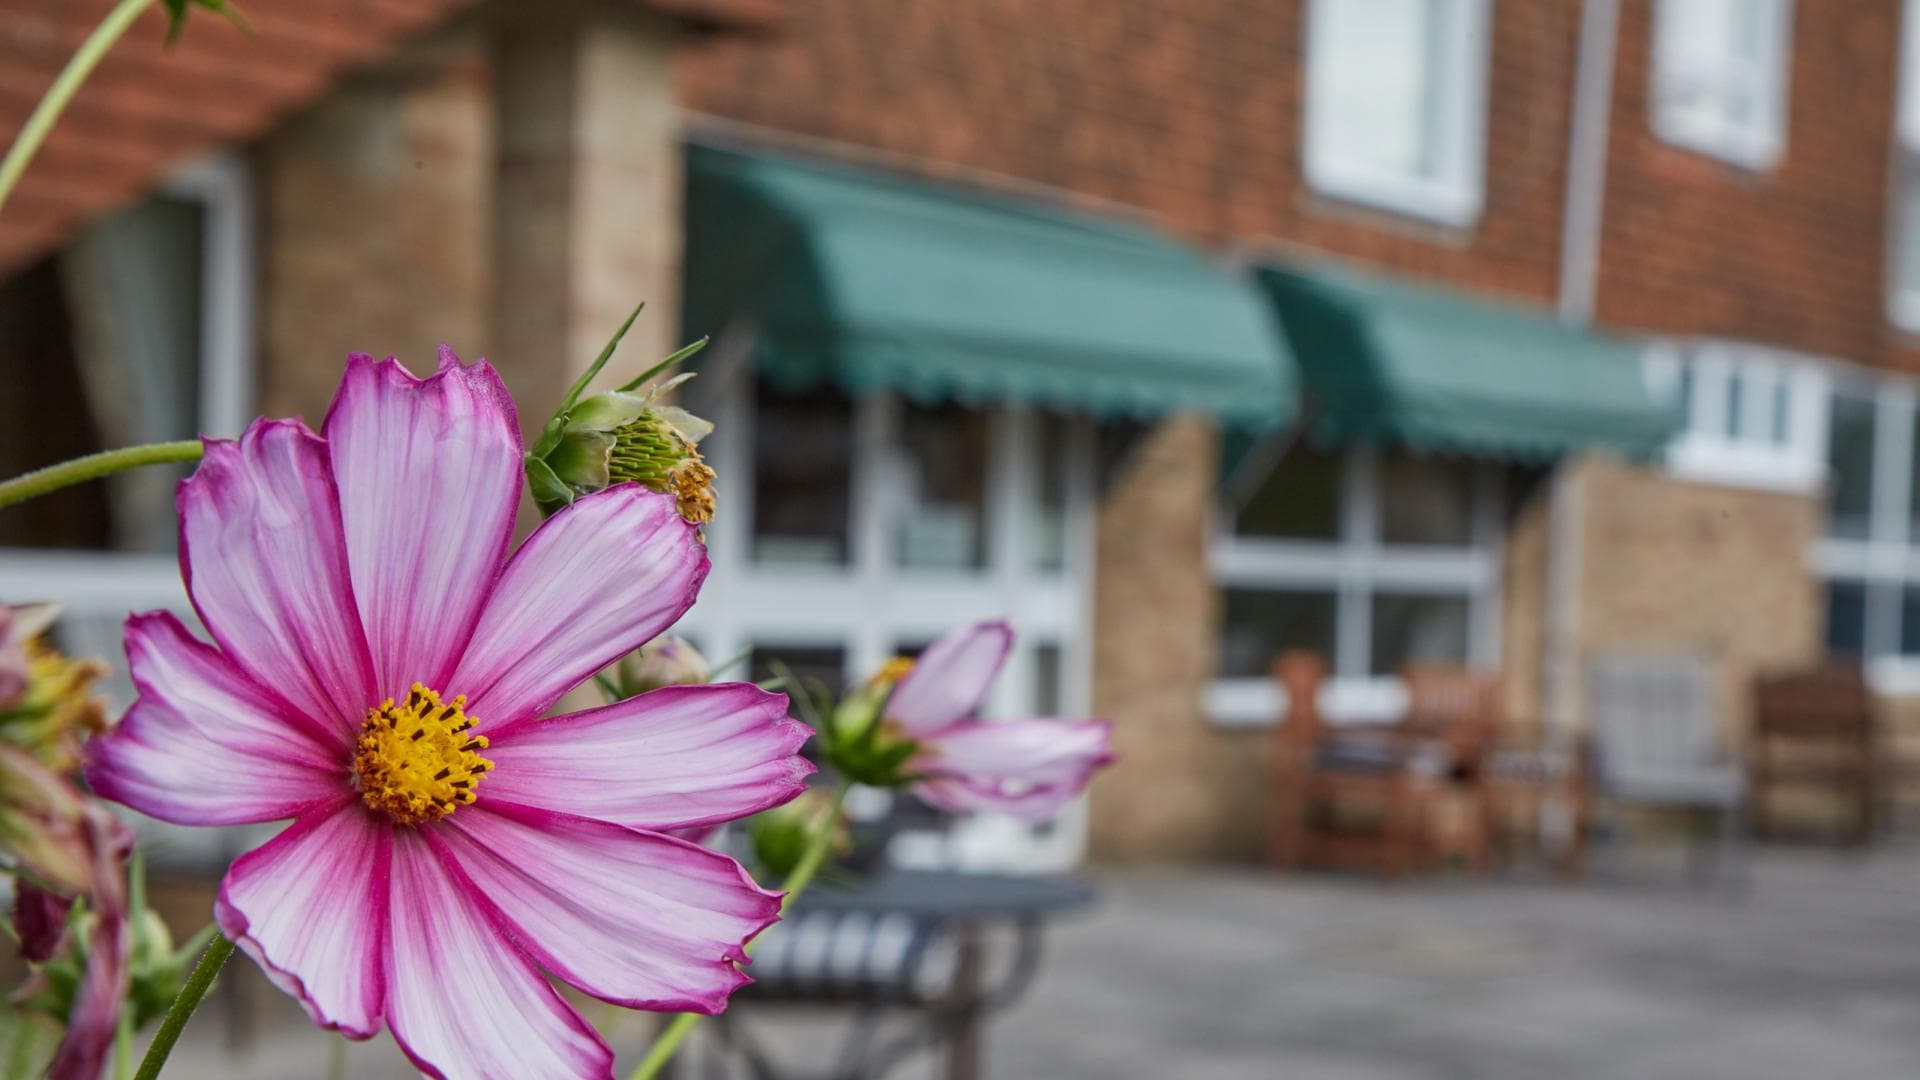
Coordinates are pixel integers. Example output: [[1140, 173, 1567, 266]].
[[627, 781, 851, 1080], [132, 934, 233, 1080], [0, 0, 158, 217], [0, 441, 203, 511]]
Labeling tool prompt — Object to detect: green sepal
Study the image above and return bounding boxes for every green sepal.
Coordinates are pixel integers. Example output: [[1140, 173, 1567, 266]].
[[162, 0, 249, 44], [565, 392, 653, 434], [546, 430, 614, 492], [523, 456, 574, 516]]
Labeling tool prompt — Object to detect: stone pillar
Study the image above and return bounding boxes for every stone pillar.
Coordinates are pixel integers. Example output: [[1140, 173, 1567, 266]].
[[490, 1, 683, 443]]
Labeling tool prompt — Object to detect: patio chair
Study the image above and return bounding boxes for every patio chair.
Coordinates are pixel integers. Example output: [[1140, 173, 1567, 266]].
[[1584, 651, 1745, 882], [1749, 661, 1876, 845], [1269, 652, 1499, 878]]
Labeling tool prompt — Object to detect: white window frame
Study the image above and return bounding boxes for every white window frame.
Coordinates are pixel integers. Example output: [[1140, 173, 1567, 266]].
[[1300, 0, 1493, 226], [1889, 0, 1920, 330], [0, 151, 255, 623], [681, 326, 1100, 873], [1649, 338, 1829, 493], [1649, 0, 1793, 170], [1207, 445, 1505, 729], [1813, 369, 1920, 693]]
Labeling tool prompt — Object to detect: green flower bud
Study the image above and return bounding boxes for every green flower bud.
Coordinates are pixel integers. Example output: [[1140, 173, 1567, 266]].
[[747, 788, 848, 882], [822, 658, 924, 788]]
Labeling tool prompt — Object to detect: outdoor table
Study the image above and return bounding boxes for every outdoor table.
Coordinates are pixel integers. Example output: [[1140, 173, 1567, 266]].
[[712, 867, 1095, 1080]]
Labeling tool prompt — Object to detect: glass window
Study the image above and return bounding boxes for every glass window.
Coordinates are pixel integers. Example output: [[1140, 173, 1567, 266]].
[[1826, 582, 1868, 657], [1826, 391, 1876, 540], [1650, 0, 1791, 168], [752, 382, 853, 565], [1235, 447, 1341, 541], [1370, 594, 1471, 676], [1034, 643, 1063, 715], [1379, 454, 1474, 546], [1302, 0, 1487, 222], [895, 402, 988, 570], [1219, 589, 1338, 679], [1901, 587, 1920, 658], [1031, 412, 1070, 571], [0, 195, 206, 554]]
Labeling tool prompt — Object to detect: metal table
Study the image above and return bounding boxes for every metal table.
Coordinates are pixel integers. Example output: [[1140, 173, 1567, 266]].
[[709, 868, 1095, 1080]]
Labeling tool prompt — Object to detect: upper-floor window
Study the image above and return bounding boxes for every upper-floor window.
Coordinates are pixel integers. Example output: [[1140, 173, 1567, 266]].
[[1649, 339, 1827, 492], [1301, 0, 1492, 226], [1649, 0, 1793, 169], [1890, 0, 1920, 330]]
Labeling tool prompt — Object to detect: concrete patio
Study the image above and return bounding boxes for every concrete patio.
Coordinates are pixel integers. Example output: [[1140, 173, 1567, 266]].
[[144, 840, 1920, 1079]]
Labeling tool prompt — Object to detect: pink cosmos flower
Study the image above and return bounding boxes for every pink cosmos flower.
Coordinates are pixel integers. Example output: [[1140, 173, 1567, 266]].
[[84, 350, 812, 1080], [887, 620, 1112, 821]]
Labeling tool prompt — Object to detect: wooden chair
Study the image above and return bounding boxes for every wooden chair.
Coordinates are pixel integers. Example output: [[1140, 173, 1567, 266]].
[[1268, 652, 1499, 878], [1750, 661, 1876, 845]]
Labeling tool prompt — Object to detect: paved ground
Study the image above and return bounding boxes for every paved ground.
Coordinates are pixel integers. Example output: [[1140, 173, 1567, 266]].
[[138, 841, 1920, 1079]]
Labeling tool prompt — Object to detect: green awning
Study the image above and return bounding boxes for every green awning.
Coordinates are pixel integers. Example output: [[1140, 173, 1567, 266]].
[[684, 143, 1295, 428], [1255, 263, 1678, 460]]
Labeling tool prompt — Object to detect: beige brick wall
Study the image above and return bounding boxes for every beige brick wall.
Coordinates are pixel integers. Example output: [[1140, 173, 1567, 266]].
[[257, 30, 495, 425], [1566, 456, 1823, 743], [1088, 416, 1269, 863]]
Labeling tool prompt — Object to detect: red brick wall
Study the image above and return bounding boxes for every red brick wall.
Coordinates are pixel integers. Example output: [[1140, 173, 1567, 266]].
[[684, 1, 1920, 373], [680, 0, 1583, 306], [1594, 0, 1913, 370]]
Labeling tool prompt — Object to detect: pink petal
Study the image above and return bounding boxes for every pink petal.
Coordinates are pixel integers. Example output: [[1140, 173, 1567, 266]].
[[179, 419, 375, 738], [483, 684, 812, 831], [450, 486, 708, 726], [323, 353, 522, 699], [384, 831, 612, 1080], [214, 804, 389, 1038], [914, 718, 1114, 822], [85, 613, 346, 826], [885, 620, 1014, 734], [434, 803, 780, 1014]]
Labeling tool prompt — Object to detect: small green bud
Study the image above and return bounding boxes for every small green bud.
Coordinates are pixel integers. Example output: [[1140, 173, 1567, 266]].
[[615, 636, 710, 698], [747, 788, 848, 881], [821, 658, 926, 788]]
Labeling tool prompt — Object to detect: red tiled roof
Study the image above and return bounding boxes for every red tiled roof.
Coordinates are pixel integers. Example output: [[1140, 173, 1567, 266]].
[[0, 0, 780, 276]]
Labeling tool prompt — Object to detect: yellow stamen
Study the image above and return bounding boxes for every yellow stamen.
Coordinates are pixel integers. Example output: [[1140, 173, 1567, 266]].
[[667, 458, 716, 524], [352, 683, 492, 826], [870, 656, 915, 688]]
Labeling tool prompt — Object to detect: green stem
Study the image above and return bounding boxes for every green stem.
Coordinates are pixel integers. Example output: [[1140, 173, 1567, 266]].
[[0, 0, 158, 217], [113, 1010, 133, 1080], [626, 782, 851, 1080], [0, 441, 202, 511], [4, 1017, 40, 1080], [131, 934, 233, 1080]]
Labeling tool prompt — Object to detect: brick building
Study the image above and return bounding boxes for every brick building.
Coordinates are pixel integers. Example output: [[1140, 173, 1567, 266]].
[[0, 0, 1914, 867]]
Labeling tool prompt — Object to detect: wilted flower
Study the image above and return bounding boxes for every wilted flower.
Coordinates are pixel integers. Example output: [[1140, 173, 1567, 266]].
[[523, 316, 718, 523], [85, 350, 812, 1078], [0, 604, 108, 775], [4, 776, 133, 1080], [615, 635, 711, 698], [828, 621, 1113, 822]]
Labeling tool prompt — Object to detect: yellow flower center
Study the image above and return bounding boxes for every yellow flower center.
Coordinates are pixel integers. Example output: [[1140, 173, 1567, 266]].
[[871, 656, 916, 688], [352, 684, 493, 826]]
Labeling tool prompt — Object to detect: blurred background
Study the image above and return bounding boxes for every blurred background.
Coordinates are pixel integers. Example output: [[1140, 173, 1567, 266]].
[[2, 0, 1919, 1077]]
